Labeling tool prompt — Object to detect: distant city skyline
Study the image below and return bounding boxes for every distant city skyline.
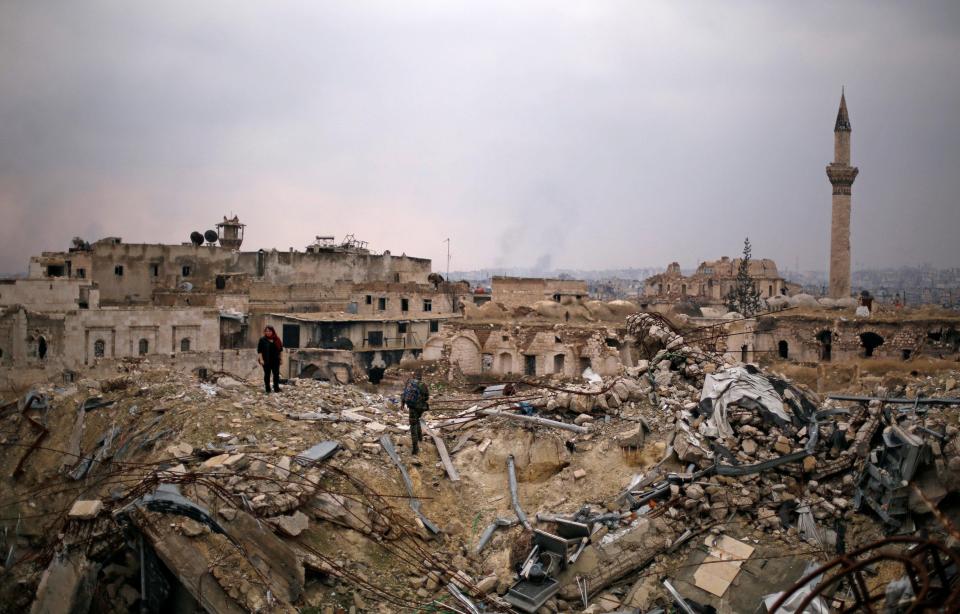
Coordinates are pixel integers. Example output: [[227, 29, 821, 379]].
[[2, 2, 959, 276]]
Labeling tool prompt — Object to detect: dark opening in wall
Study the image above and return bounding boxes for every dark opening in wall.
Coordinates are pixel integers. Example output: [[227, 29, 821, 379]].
[[605, 338, 620, 348], [215, 275, 226, 290], [38, 336, 47, 360], [553, 354, 565, 373], [367, 330, 383, 347], [150, 264, 159, 277], [817, 330, 832, 362], [182, 266, 191, 277], [114, 265, 124, 276], [524, 354, 536, 376], [180, 338, 191, 352], [902, 349, 912, 360], [398, 322, 408, 334], [139, 339, 149, 355], [94, 339, 105, 358], [859, 332, 884, 358], [365, 295, 372, 305], [377, 297, 387, 310], [46, 265, 65, 277], [429, 320, 439, 333], [401, 298, 409, 312], [778, 340, 789, 359], [741, 345, 749, 362], [423, 299, 432, 312]]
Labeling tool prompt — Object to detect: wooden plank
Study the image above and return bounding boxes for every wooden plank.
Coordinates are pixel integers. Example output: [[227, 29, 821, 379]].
[[422, 421, 460, 482]]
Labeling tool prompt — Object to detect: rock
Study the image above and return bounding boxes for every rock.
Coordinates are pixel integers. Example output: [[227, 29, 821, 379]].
[[573, 469, 587, 480], [476, 575, 498, 594], [118, 584, 140, 607], [574, 413, 594, 425], [741, 439, 757, 456], [275, 456, 291, 479], [223, 453, 249, 470], [945, 378, 956, 392], [217, 376, 243, 389], [595, 592, 621, 612], [274, 511, 310, 537], [181, 518, 205, 537], [202, 454, 230, 470], [674, 434, 706, 464], [773, 436, 792, 455], [685, 484, 705, 501], [165, 442, 193, 458], [803, 456, 817, 472], [68, 500, 103, 520]]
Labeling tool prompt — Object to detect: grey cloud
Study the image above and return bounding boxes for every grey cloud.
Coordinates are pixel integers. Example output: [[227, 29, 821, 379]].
[[1, 1, 958, 275]]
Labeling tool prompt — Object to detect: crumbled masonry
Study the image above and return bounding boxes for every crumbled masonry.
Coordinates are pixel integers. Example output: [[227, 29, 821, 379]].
[[1, 312, 959, 613]]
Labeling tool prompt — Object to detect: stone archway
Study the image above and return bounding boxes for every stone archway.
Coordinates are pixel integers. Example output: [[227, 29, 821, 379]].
[[422, 336, 444, 361], [860, 331, 884, 357], [817, 330, 832, 362], [450, 335, 482, 375], [498, 352, 513, 374]]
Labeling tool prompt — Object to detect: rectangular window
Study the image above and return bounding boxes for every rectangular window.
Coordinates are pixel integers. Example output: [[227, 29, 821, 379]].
[[367, 330, 383, 347], [377, 297, 387, 311], [182, 266, 191, 277], [150, 264, 159, 277], [282, 324, 301, 349], [401, 298, 409, 312], [76, 268, 86, 279], [423, 299, 432, 312], [365, 295, 372, 305], [398, 322, 408, 334], [114, 265, 124, 276], [430, 320, 440, 333]]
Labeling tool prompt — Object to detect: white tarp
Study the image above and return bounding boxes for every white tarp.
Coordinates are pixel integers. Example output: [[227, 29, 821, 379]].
[[699, 366, 790, 438]]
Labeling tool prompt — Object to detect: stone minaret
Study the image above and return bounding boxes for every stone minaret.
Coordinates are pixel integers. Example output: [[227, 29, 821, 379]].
[[826, 90, 859, 299]]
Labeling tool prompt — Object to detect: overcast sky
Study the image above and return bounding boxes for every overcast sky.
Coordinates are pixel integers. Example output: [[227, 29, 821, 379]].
[[1, 1, 958, 276]]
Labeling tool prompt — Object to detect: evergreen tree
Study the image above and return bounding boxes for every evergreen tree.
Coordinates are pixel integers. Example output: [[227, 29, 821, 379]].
[[725, 237, 763, 316]]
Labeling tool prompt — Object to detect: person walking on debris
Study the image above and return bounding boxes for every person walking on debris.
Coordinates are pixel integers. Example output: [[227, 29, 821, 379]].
[[257, 326, 283, 393], [401, 370, 430, 454]]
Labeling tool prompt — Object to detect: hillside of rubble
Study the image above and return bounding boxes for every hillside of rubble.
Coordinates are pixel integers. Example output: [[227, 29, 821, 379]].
[[1, 314, 960, 613]]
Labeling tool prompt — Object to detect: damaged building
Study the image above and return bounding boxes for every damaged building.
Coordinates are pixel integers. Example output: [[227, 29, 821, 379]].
[[0, 220, 468, 391]]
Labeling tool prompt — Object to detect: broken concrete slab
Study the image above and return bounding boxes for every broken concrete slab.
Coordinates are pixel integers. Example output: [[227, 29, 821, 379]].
[[68, 499, 103, 520], [295, 441, 340, 466], [29, 551, 100, 614]]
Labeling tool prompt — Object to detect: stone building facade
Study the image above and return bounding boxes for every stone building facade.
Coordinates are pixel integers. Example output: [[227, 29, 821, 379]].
[[490, 276, 589, 309], [1, 221, 446, 391], [421, 322, 632, 378], [750, 314, 959, 363], [644, 257, 786, 305]]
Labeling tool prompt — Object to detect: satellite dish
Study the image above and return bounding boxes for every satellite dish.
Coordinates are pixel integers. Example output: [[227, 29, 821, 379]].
[[204, 229, 218, 244], [178, 282, 193, 292], [190, 231, 204, 246]]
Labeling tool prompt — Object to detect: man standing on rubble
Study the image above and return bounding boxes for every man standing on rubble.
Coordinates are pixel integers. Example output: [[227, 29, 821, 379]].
[[401, 370, 430, 454], [257, 325, 283, 394]]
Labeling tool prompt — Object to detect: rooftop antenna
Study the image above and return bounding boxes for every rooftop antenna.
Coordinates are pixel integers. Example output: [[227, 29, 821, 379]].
[[443, 238, 450, 281]]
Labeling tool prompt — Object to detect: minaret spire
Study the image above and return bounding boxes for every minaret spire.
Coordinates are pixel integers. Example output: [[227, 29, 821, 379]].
[[826, 89, 859, 299], [835, 87, 851, 132]]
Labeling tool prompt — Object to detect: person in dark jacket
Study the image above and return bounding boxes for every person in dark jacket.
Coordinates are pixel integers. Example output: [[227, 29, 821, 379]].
[[401, 370, 430, 454], [257, 326, 283, 393]]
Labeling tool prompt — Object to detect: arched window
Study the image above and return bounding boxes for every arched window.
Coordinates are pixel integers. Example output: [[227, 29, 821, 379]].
[[38, 336, 47, 360], [180, 338, 191, 352], [138, 339, 149, 355], [741, 345, 749, 363], [778, 340, 789, 359], [94, 339, 105, 358]]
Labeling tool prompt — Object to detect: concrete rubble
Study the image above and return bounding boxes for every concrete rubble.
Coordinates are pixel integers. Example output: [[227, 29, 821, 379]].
[[0, 312, 959, 613]]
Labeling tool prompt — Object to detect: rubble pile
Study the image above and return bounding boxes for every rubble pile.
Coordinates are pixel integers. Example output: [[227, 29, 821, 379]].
[[1, 317, 959, 613]]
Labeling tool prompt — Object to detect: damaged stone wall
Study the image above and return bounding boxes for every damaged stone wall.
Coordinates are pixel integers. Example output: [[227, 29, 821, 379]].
[[423, 322, 630, 377], [491, 277, 589, 309], [753, 314, 960, 362]]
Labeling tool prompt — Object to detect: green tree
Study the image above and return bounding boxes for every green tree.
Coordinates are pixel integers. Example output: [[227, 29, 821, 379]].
[[725, 237, 763, 316]]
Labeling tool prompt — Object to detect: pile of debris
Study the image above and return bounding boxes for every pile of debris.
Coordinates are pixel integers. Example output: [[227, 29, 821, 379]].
[[1, 314, 959, 613]]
